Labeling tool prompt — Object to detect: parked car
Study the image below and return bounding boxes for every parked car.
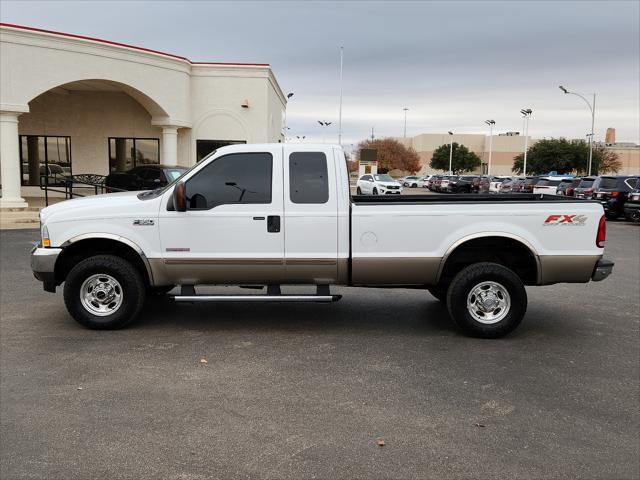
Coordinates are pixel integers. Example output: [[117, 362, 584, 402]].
[[32, 143, 613, 339], [417, 176, 431, 188], [439, 175, 457, 192], [510, 177, 526, 193], [356, 173, 403, 195], [477, 176, 495, 193], [427, 175, 442, 191], [106, 165, 186, 192], [623, 188, 640, 222], [533, 176, 573, 196], [445, 175, 478, 193], [402, 176, 423, 188], [556, 178, 582, 197], [519, 176, 541, 193], [489, 176, 510, 193], [574, 176, 597, 199], [431, 175, 444, 192], [499, 177, 519, 194], [593, 175, 640, 219]]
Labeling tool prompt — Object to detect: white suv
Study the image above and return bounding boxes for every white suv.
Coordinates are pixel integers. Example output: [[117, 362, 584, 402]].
[[356, 174, 403, 195]]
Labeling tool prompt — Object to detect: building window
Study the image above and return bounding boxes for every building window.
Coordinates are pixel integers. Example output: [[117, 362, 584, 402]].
[[196, 140, 246, 162], [289, 152, 329, 204], [108, 137, 160, 172], [19, 135, 72, 186]]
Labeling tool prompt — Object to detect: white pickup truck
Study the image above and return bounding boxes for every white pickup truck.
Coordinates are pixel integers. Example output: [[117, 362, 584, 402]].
[[31, 144, 613, 338]]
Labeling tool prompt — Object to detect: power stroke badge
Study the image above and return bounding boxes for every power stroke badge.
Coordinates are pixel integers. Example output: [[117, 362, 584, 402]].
[[133, 219, 155, 226]]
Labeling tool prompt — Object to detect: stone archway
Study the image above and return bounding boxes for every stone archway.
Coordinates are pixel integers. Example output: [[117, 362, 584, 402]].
[[1, 79, 186, 207]]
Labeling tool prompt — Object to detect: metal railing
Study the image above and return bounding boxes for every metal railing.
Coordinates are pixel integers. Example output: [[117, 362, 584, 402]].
[[39, 174, 127, 206]]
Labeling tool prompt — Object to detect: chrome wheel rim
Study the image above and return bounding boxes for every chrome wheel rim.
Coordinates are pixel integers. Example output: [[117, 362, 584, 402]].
[[80, 274, 124, 316], [466, 281, 510, 324]]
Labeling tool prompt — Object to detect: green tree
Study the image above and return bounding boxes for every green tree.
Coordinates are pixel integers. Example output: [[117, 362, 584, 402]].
[[512, 138, 621, 175], [429, 142, 481, 174]]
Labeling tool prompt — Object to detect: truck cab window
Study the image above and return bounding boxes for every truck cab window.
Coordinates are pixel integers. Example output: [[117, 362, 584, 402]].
[[185, 152, 272, 209], [289, 152, 329, 204]]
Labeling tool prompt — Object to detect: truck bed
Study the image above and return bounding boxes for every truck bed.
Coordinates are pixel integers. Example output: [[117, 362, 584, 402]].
[[352, 193, 595, 204]]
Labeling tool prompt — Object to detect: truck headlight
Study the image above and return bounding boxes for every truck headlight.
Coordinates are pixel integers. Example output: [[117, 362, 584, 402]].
[[41, 223, 50, 247]]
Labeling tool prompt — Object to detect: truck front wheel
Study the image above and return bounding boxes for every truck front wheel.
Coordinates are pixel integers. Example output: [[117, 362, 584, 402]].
[[446, 262, 527, 338], [63, 254, 146, 329]]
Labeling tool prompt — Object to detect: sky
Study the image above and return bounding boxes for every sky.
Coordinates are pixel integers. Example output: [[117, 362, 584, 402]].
[[1, 0, 639, 147]]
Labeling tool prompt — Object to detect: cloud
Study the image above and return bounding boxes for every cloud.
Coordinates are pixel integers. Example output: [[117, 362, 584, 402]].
[[2, 0, 638, 144]]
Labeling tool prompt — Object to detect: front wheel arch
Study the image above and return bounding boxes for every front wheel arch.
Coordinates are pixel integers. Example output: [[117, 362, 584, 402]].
[[55, 237, 152, 287]]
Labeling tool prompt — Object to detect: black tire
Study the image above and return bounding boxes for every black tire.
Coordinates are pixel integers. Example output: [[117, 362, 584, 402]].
[[356, 187, 362, 195], [63, 254, 147, 330], [446, 262, 527, 339], [411, 183, 417, 188], [372, 188, 378, 195], [428, 286, 448, 302]]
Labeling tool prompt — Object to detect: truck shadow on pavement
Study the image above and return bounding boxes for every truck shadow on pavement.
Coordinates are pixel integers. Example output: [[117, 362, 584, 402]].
[[129, 294, 560, 339], [135, 295, 457, 336]]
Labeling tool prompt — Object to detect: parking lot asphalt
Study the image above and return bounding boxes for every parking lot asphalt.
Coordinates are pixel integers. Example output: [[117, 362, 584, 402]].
[[1, 223, 639, 480]]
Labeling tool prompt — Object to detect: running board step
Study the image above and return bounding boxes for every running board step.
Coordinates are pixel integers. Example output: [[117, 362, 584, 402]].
[[173, 294, 341, 303]]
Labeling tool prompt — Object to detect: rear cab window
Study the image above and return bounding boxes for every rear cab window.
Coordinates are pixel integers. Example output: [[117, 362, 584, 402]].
[[289, 152, 329, 204]]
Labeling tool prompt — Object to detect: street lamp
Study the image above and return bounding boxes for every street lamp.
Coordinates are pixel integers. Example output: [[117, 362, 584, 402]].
[[318, 120, 332, 143], [520, 109, 532, 176], [448, 131, 454, 174], [559, 85, 596, 175], [485, 120, 495, 175], [403, 107, 409, 138]]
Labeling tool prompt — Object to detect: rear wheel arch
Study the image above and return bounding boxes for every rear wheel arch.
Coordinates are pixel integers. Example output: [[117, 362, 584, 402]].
[[55, 235, 152, 287], [437, 234, 540, 287]]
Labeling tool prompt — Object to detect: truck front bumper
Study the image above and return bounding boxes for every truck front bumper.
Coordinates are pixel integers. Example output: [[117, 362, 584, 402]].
[[31, 246, 61, 292], [592, 258, 614, 282]]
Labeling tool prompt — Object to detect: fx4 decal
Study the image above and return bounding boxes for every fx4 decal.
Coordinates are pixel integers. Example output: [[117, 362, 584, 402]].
[[543, 214, 588, 226]]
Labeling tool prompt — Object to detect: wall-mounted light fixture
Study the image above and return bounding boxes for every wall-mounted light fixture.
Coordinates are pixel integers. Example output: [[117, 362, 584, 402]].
[[241, 99, 250, 108]]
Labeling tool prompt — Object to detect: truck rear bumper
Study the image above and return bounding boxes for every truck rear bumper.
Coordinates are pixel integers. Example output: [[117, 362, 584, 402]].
[[31, 246, 61, 292], [592, 258, 614, 282]]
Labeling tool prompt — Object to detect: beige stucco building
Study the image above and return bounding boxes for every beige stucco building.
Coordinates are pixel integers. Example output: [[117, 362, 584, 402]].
[[398, 133, 640, 177], [0, 23, 287, 208]]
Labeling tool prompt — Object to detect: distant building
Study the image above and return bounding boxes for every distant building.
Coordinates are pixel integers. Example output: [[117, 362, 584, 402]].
[[398, 132, 639, 176]]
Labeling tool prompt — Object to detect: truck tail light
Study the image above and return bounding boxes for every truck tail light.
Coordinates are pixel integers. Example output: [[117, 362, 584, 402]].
[[596, 215, 606, 248]]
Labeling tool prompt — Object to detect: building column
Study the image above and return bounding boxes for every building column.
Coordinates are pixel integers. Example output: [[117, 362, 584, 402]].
[[0, 111, 28, 209], [161, 127, 178, 166]]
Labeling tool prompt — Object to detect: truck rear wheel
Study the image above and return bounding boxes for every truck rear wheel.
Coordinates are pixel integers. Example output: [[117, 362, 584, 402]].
[[446, 262, 527, 338], [63, 254, 146, 330]]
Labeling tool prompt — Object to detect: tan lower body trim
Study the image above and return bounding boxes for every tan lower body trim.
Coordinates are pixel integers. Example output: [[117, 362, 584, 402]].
[[150, 257, 341, 285], [538, 255, 600, 284], [351, 257, 440, 285]]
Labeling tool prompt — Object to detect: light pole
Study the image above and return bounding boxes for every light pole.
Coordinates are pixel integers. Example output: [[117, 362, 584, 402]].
[[283, 92, 294, 143], [448, 131, 454, 174], [485, 120, 495, 175], [520, 109, 532, 175], [403, 107, 409, 138], [318, 120, 332, 143], [338, 47, 344, 145], [559, 85, 596, 175]]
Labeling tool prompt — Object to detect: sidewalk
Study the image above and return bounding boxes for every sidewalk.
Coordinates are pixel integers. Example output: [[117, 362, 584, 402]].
[[0, 197, 65, 230]]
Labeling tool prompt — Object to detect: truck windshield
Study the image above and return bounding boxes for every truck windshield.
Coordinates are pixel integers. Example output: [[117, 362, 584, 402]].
[[373, 174, 395, 182]]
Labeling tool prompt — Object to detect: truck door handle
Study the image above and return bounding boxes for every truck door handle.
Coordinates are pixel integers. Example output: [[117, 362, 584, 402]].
[[267, 215, 280, 233]]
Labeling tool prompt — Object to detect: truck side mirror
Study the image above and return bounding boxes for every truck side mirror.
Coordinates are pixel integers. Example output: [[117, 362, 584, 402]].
[[173, 181, 187, 212]]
